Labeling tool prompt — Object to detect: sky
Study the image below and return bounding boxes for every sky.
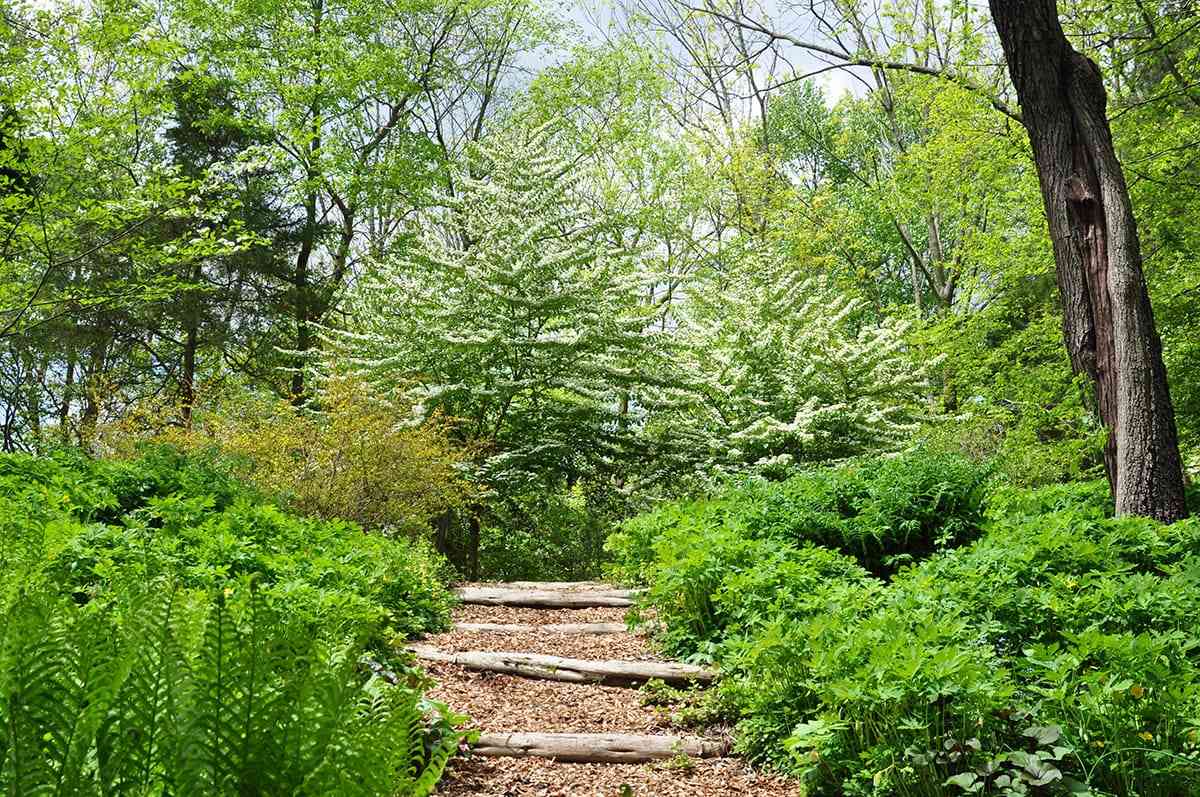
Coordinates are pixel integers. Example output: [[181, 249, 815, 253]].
[[561, 0, 866, 106]]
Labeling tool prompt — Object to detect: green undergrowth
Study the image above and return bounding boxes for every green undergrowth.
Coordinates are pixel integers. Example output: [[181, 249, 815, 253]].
[[610, 448, 990, 584], [0, 446, 465, 795], [475, 485, 612, 581], [609, 451, 1200, 796]]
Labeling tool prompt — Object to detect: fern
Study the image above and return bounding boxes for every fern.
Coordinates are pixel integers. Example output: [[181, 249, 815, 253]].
[[1, 581, 461, 797], [97, 584, 187, 795], [1, 452, 463, 796], [0, 591, 62, 796], [44, 602, 123, 796], [0, 591, 126, 796], [406, 699, 465, 797]]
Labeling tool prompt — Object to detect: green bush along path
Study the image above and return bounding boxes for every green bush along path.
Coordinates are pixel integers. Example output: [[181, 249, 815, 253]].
[[606, 451, 1200, 796], [0, 449, 463, 797]]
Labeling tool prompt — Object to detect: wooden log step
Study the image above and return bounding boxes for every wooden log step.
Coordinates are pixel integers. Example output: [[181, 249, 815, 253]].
[[455, 621, 630, 635], [454, 586, 637, 608], [407, 646, 715, 687], [482, 581, 620, 590], [472, 732, 729, 763]]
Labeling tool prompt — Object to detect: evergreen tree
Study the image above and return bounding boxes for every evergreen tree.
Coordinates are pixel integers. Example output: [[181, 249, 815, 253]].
[[162, 68, 302, 418]]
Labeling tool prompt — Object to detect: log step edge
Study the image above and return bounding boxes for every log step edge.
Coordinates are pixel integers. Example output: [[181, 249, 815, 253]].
[[454, 621, 630, 635], [472, 732, 730, 763], [407, 645, 716, 687], [453, 586, 638, 608]]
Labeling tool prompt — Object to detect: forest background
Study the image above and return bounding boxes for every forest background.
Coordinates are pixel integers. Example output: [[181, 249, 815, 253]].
[[6, 0, 1198, 573]]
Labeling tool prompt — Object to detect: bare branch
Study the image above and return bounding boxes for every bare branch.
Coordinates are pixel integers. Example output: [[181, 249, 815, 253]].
[[679, 2, 1024, 124]]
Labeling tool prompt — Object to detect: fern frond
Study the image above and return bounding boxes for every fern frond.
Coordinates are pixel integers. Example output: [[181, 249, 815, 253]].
[[97, 583, 186, 795], [48, 602, 123, 796], [0, 591, 62, 796], [175, 587, 239, 797]]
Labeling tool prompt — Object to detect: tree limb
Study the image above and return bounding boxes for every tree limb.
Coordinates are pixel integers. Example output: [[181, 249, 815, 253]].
[[679, 2, 1023, 124]]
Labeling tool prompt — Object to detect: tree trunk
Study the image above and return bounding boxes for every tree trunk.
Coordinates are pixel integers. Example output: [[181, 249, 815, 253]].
[[988, 0, 1187, 521], [78, 333, 111, 446], [431, 509, 452, 557], [291, 224, 313, 404], [59, 354, 75, 441], [292, 1, 322, 406], [181, 322, 197, 426], [2, 403, 14, 453], [467, 513, 481, 581], [181, 262, 202, 426]]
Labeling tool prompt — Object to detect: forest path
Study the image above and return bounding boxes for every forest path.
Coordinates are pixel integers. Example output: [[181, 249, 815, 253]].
[[425, 582, 797, 797]]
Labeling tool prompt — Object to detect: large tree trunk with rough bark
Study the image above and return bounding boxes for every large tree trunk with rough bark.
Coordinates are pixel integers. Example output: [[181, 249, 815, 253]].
[[989, 0, 1187, 521]]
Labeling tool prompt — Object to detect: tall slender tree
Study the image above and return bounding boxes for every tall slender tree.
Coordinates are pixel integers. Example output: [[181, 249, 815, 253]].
[[989, 0, 1187, 521]]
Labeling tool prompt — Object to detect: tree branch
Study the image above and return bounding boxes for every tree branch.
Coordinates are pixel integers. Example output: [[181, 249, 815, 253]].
[[679, 2, 1024, 124]]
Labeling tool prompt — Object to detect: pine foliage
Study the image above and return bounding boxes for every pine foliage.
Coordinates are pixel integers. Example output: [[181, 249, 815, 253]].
[[331, 124, 662, 492]]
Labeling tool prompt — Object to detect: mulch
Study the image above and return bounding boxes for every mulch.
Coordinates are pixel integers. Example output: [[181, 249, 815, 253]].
[[436, 756, 800, 796], [427, 597, 798, 796], [424, 626, 654, 662], [451, 605, 636, 627]]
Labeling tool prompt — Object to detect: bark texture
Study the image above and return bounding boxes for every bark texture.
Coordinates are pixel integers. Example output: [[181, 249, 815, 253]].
[[989, 0, 1187, 521], [472, 732, 729, 763], [406, 646, 716, 687]]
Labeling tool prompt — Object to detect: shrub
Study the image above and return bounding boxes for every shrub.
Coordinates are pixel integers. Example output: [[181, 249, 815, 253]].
[[476, 486, 612, 581], [850, 450, 990, 570], [607, 448, 990, 582], [615, 458, 1200, 796], [745, 512, 1200, 794], [0, 448, 466, 796], [637, 523, 875, 661], [986, 478, 1112, 522], [1, 448, 455, 646], [104, 377, 473, 535]]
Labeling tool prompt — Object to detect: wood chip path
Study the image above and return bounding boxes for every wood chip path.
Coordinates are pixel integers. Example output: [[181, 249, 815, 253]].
[[423, 581, 798, 796]]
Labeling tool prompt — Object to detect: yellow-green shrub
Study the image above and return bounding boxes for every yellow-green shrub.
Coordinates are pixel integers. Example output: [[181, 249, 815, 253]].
[[105, 378, 473, 535]]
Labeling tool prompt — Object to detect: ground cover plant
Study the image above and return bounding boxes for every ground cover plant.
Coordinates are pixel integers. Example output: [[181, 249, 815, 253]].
[[0, 447, 465, 795], [610, 457, 1200, 795]]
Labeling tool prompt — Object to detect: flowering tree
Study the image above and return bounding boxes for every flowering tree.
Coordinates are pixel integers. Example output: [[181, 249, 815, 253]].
[[330, 124, 663, 493], [656, 256, 934, 473]]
